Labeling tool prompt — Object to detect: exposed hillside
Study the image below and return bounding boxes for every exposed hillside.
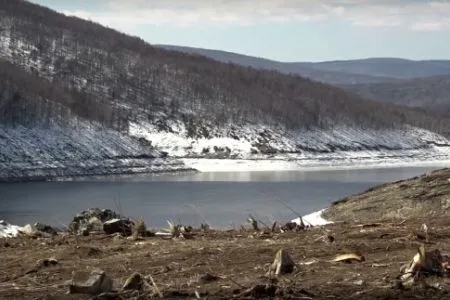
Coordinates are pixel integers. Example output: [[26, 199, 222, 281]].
[[0, 59, 188, 182], [323, 168, 450, 222], [342, 75, 450, 116], [158, 45, 395, 85], [1, 0, 450, 180], [301, 58, 450, 79]]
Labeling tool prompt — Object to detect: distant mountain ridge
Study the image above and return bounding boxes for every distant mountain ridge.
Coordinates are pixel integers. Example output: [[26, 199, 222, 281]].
[[343, 75, 450, 115], [300, 58, 450, 79], [159, 45, 395, 85], [158, 45, 450, 83]]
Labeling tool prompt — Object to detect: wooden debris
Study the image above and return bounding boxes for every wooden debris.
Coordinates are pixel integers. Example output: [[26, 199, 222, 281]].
[[268, 249, 295, 276], [400, 244, 447, 287], [331, 253, 365, 263], [247, 215, 259, 231], [199, 273, 220, 284], [280, 222, 304, 232], [122, 272, 144, 291], [25, 257, 58, 274]]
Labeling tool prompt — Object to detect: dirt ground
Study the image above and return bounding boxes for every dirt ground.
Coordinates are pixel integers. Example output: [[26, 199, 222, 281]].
[[1, 216, 449, 300]]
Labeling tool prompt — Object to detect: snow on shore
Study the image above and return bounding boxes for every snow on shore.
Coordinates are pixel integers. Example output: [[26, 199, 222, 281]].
[[292, 209, 333, 226], [0, 220, 21, 238], [183, 156, 450, 173]]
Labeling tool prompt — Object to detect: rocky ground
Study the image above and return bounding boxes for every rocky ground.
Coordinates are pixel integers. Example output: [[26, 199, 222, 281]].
[[1, 169, 450, 299], [0, 217, 449, 299]]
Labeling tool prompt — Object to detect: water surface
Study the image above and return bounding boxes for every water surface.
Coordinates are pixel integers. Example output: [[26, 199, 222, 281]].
[[0, 166, 444, 228]]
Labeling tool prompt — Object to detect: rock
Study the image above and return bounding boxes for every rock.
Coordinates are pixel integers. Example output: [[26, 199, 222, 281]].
[[103, 219, 133, 236], [122, 272, 143, 291], [69, 268, 113, 295], [34, 223, 58, 235], [88, 217, 103, 232], [268, 249, 295, 276], [68, 208, 121, 235]]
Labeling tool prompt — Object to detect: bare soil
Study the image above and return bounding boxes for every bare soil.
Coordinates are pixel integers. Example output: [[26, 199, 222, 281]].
[[1, 216, 450, 300]]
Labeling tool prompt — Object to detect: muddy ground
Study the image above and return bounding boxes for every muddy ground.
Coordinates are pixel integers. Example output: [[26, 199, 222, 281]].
[[0, 216, 449, 300]]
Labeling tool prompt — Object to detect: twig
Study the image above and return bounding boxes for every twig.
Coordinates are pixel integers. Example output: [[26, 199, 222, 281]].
[[148, 275, 163, 298], [274, 198, 305, 227], [227, 277, 246, 289]]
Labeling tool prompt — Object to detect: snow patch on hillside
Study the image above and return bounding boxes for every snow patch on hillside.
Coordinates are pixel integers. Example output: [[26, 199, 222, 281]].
[[129, 120, 450, 161]]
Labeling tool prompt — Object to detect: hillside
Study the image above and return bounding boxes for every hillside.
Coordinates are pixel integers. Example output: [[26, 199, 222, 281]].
[[301, 58, 450, 79], [1, 0, 450, 180], [342, 75, 450, 115], [158, 45, 395, 85], [323, 168, 450, 222]]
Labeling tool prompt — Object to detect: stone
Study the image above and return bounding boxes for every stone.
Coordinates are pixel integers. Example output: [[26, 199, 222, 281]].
[[122, 272, 143, 291], [68, 208, 121, 235], [268, 249, 295, 276], [34, 223, 58, 235], [69, 268, 113, 295], [103, 219, 133, 236], [88, 217, 103, 232]]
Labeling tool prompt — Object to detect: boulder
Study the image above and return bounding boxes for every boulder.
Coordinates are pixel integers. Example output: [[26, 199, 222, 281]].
[[69, 268, 113, 295], [68, 208, 120, 235], [35, 223, 58, 235], [103, 219, 133, 236]]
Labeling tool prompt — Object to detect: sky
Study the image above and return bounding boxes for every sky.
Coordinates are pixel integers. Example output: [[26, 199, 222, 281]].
[[29, 0, 450, 62]]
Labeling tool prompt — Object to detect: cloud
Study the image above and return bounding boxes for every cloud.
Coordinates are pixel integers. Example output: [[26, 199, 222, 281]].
[[61, 0, 450, 31]]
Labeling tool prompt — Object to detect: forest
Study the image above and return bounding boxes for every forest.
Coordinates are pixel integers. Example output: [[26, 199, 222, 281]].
[[1, 0, 450, 137]]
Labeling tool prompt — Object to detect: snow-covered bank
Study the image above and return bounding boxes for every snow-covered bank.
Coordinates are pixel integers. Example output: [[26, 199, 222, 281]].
[[129, 120, 450, 159], [0, 220, 21, 238], [183, 154, 450, 173], [292, 209, 333, 226]]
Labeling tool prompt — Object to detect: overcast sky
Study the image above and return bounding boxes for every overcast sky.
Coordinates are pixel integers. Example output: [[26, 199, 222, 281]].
[[29, 0, 450, 62]]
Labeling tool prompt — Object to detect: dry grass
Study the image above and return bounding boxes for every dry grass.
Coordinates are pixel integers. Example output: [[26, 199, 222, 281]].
[[0, 216, 449, 299]]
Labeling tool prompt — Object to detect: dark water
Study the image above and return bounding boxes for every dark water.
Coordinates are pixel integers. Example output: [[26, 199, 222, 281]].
[[0, 166, 445, 228]]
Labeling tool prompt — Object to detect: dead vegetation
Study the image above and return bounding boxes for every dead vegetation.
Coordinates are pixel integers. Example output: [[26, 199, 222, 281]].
[[0, 215, 449, 299], [324, 168, 450, 223]]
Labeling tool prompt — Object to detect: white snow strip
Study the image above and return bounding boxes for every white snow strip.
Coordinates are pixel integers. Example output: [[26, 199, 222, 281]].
[[292, 209, 333, 226], [182, 157, 450, 173], [0, 220, 21, 238]]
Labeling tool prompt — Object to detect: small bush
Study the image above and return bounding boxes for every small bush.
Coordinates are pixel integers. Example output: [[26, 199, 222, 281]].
[[132, 218, 147, 238]]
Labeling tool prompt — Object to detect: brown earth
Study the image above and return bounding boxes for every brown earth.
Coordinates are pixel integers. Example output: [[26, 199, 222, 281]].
[[323, 168, 450, 222], [0, 216, 450, 300]]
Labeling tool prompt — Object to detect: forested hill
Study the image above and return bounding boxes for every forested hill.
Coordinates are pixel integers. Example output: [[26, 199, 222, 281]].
[[342, 75, 450, 116], [1, 0, 449, 133], [1, 0, 450, 180]]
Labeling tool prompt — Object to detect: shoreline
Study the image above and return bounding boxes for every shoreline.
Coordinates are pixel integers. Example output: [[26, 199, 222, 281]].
[[1, 155, 450, 183], [182, 156, 450, 173]]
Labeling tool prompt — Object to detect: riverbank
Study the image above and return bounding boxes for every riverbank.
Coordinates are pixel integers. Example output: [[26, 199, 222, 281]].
[[0, 215, 449, 299], [2, 150, 450, 183]]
